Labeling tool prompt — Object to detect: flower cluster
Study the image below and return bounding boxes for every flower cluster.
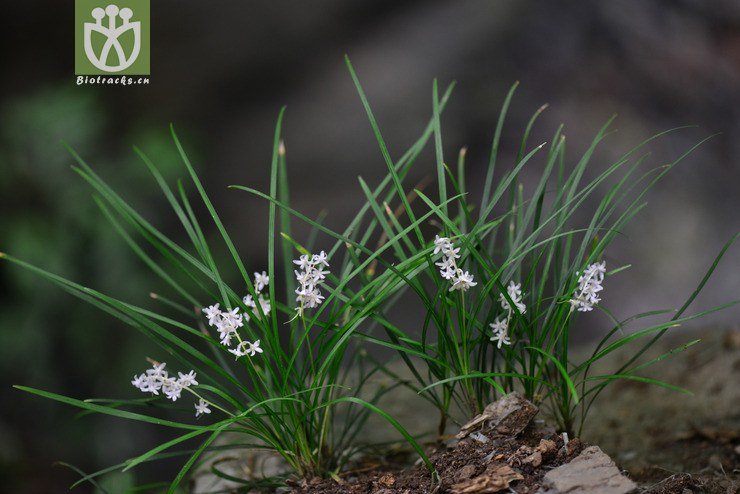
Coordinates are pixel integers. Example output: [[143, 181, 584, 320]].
[[569, 261, 606, 312], [489, 280, 526, 349], [433, 236, 477, 292], [294, 251, 330, 316], [131, 361, 198, 402], [202, 271, 269, 359]]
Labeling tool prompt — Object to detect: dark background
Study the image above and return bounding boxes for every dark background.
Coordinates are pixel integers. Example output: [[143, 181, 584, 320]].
[[1, 1, 739, 492]]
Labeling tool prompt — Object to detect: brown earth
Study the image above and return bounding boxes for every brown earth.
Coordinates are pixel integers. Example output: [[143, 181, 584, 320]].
[[288, 424, 583, 494], [192, 326, 740, 493]]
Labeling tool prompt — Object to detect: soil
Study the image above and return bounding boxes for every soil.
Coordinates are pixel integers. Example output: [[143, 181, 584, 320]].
[[288, 424, 582, 494], [192, 326, 740, 493], [578, 325, 740, 494]]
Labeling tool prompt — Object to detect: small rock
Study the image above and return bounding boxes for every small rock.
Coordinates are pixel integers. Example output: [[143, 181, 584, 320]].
[[539, 446, 637, 494], [455, 464, 478, 482], [457, 392, 538, 439], [374, 473, 396, 488], [536, 438, 558, 456], [557, 437, 583, 460], [515, 439, 555, 468], [471, 431, 490, 443], [191, 445, 291, 493], [523, 451, 543, 467], [516, 445, 533, 455]]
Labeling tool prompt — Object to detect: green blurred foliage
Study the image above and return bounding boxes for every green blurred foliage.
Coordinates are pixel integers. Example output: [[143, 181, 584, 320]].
[[0, 85, 193, 492]]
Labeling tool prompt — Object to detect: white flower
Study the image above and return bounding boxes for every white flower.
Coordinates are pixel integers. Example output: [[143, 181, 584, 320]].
[[433, 236, 476, 293], [435, 256, 457, 281], [131, 373, 147, 389], [221, 308, 244, 328], [435, 256, 454, 270], [258, 296, 271, 315], [489, 317, 511, 349], [202, 304, 221, 325], [293, 254, 311, 270], [433, 235, 453, 255], [438, 266, 456, 280], [228, 345, 247, 358], [247, 339, 263, 357], [489, 317, 508, 335], [243, 294, 256, 309], [499, 281, 526, 314], [243, 292, 271, 318], [294, 269, 312, 285], [311, 267, 330, 282], [195, 399, 211, 417], [314, 250, 330, 267], [162, 380, 183, 401], [228, 339, 264, 359], [217, 326, 235, 346], [131, 372, 159, 394], [570, 261, 606, 312], [254, 271, 269, 292], [177, 370, 198, 387], [296, 286, 325, 308], [491, 331, 511, 349], [147, 361, 167, 378], [450, 270, 477, 292]]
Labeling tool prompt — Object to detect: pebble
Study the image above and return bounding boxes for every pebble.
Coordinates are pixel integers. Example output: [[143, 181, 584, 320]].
[[457, 392, 538, 439], [538, 446, 637, 494]]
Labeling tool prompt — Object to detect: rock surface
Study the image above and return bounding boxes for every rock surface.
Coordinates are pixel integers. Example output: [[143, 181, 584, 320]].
[[538, 445, 637, 494], [457, 391, 538, 439]]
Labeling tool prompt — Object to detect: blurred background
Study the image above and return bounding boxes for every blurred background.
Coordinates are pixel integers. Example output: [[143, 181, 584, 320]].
[[1, 1, 739, 492]]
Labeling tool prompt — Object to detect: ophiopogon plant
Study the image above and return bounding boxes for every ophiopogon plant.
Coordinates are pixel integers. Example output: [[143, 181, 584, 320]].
[[354, 71, 738, 438], [4, 86, 444, 490]]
